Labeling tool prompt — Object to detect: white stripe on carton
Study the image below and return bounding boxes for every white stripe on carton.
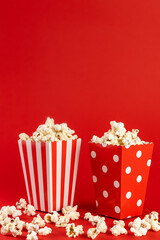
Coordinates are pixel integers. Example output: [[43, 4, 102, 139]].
[[63, 140, 72, 207], [71, 139, 81, 206], [26, 141, 38, 209], [56, 141, 62, 211], [36, 142, 45, 211], [18, 140, 31, 204], [46, 142, 53, 212]]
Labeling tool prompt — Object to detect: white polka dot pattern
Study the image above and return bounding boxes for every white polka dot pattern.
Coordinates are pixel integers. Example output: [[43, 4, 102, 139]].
[[103, 190, 108, 198], [114, 180, 120, 188], [93, 175, 97, 183], [115, 206, 120, 213], [137, 175, 142, 183], [147, 159, 151, 167], [102, 165, 108, 173], [125, 166, 131, 174], [136, 150, 142, 158], [113, 155, 119, 162], [137, 199, 142, 207], [126, 191, 132, 199], [91, 151, 96, 158]]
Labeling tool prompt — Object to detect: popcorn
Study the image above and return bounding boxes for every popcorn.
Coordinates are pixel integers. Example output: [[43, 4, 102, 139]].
[[55, 215, 70, 227], [16, 198, 27, 209], [66, 223, 84, 238], [1, 217, 25, 237], [19, 117, 78, 142], [12, 209, 22, 218], [144, 211, 160, 231], [129, 217, 148, 237], [0, 211, 8, 225], [84, 212, 105, 226], [26, 223, 39, 233], [96, 220, 107, 233], [32, 214, 45, 227], [44, 211, 60, 223], [24, 204, 36, 216], [110, 220, 127, 236], [62, 205, 80, 220], [84, 212, 92, 221], [87, 228, 100, 239], [91, 121, 148, 146], [26, 231, 38, 240], [19, 133, 30, 141], [38, 226, 52, 236]]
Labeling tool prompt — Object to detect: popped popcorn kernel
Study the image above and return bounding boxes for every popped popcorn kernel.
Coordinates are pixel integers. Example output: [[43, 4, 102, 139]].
[[26, 231, 38, 240], [87, 227, 100, 239], [44, 211, 60, 223], [110, 220, 127, 236], [19, 117, 78, 142], [55, 215, 70, 227], [32, 214, 45, 227], [24, 204, 36, 216], [38, 226, 52, 236], [129, 217, 148, 237], [66, 223, 84, 238], [144, 211, 160, 231], [16, 198, 27, 209], [91, 121, 149, 146], [26, 223, 39, 233], [62, 205, 80, 220]]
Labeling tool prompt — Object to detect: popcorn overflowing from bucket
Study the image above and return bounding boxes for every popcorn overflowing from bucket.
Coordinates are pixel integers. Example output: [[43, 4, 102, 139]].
[[91, 121, 149, 146], [19, 117, 78, 142]]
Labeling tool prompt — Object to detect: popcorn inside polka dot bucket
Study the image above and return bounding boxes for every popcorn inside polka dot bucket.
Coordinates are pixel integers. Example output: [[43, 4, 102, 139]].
[[89, 123, 153, 219]]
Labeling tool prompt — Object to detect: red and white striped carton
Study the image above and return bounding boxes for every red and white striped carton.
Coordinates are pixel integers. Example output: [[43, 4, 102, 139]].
[[89, 142, 154, 219], [18, 139, 81, 212]]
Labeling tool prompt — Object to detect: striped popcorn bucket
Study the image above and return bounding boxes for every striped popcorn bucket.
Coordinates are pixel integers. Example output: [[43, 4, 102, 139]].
[[18, 139, 81, 212]]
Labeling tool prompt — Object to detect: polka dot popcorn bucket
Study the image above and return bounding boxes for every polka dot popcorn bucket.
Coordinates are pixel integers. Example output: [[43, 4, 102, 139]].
[[18, 139, 81, 212], [89, 142, 154, 219]]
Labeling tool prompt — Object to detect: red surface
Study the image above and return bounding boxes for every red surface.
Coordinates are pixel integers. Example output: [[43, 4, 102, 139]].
[[0, 199, 160, 240], [0, 2, 160, 239], [89, 143, 153, 219]]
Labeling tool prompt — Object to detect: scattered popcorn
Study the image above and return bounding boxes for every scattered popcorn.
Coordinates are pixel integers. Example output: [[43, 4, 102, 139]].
[[12, 209, 22, 218], [19, 117, 78, 142], [44, 211, 60, 223], [96, 220, 107, 233], [62, 205, 78, 215], [110, 220, 127, 236], [84, 212, 105, 226], [55, 215, 70, 227], [66, 223, 84, 238], [129, 217, 148, 237], [1, 217, 25, 237], [26, 231, 38, 240], [16, 198, 27, 209], [91, 121, 149, 146], [87, 228, 100, 239], [32, 214, 45, 227], [24, 204, 36, 216], [26, 223, 39, 233], [62, 205, 80, 220], [38, 226, 52, 236], [0, 211, 8, 225], [144, 211, 160, 231]]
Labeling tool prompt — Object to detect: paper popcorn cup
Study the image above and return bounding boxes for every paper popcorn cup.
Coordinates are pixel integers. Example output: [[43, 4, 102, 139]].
[[89, 142, 154, 219], [18, 139, 81, 212]]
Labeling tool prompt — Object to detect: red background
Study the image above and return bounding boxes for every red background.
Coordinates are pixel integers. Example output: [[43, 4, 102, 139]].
[[0, 0, 160, 220]]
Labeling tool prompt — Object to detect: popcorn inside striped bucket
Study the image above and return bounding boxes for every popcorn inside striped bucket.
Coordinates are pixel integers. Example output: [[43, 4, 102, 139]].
[[89, 121, 154, 219], [18, 118, 81, 212]]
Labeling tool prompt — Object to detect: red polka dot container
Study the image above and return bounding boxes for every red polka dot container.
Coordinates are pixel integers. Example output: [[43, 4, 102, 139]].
[[89, 142, 154, 219]]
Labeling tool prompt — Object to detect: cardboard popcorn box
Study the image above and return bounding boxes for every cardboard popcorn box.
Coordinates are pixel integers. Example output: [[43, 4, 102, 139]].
[[89, 142, 154, 219], [18, 139, 81, 212]]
